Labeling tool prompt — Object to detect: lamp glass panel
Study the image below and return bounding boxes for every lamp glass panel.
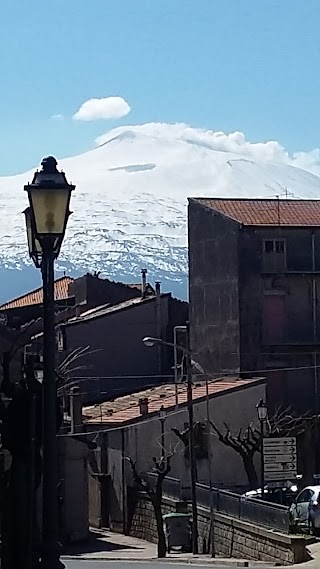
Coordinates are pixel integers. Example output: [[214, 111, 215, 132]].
[[24, 208, 42, 256], [29, 188, 70, 235], [257, 405, 268, 421]]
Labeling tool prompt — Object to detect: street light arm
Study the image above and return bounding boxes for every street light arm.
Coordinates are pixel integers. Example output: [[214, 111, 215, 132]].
[[142, 336, 191, 355]]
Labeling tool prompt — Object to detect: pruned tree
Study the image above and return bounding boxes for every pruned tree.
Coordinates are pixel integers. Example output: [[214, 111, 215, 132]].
[[210, 407, 320, 490], [209, 421, 260, 489], [172, 421, 208, 463], [127, 453, 172, 558]]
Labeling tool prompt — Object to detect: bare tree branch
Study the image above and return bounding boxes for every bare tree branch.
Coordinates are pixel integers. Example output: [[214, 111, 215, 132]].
[[126, 456, 154, 496]]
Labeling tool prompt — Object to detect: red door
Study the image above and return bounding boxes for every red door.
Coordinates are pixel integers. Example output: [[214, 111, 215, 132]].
[[263, 294, 286, 344]]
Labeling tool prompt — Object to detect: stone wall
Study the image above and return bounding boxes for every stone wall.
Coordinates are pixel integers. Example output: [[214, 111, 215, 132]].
[[129, 494, 175, 543], [213, 513, 308, 565], [129, 493, 310, 565]]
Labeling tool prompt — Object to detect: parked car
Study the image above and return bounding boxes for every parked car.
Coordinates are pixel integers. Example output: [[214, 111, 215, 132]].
[[243, 482, 299, 506], [290, 485, 320, 535]]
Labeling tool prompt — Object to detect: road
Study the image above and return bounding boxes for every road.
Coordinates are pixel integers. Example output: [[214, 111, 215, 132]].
[[64, 561, 274, 569]]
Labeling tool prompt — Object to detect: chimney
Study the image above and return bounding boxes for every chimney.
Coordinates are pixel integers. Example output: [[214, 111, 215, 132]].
[[139, 397, 149, 415], [141, 269, 147, 299], [70, 386, 83, 433], [155, 281, 161, 296], [155, 281, 162, 375]]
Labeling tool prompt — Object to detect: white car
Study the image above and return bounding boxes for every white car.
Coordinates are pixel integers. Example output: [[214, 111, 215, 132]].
[[290, 485, 320, 535]]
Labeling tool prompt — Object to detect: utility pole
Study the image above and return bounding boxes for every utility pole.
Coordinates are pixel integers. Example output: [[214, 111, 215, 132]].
[[186, 322, 198, 554]]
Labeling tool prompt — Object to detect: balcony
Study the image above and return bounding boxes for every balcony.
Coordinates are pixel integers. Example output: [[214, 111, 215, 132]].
[[262, 253, 320, 274]]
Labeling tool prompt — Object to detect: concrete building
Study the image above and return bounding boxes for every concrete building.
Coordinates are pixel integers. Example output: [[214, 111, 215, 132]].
[[82, 376, 266, 530], [0, 272, 163, 392], [56, 287, 188, 403], [188, 198, 320, 412], [0, 276, 75, 328]]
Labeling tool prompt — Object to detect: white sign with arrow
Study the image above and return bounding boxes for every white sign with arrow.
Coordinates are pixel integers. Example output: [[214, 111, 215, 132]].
[[263, 437, 297, 483]]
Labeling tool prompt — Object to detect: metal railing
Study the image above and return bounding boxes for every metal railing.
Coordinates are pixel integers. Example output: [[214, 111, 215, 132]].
[[146, 473, 290, 534]]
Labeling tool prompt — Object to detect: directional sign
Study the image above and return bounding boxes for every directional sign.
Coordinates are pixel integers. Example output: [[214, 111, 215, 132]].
[[263, 437, 296, 447], [263, 446, 296, 456], [265, 471, 297, 482], [264, 463, 296, 473], [264, 455, 297, 465], [263, 437, 297, 483]]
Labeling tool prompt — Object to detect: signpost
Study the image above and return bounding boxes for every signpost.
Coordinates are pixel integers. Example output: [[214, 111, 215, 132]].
[[263, 437, 297, 483]]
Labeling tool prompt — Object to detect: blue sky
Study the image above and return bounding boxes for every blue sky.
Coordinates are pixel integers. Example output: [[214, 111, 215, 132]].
[[0, 0, 319, 175]]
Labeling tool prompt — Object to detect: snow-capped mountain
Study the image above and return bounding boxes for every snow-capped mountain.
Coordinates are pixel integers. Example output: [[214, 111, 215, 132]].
[[0, 122, 320, 302]]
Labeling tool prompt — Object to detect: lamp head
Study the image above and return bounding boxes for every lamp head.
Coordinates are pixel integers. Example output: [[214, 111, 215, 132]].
[[24, 156, 75, 248], [159, 405, 166, 420], [142, 336, 157, 348], [256, 399, 268, 422]]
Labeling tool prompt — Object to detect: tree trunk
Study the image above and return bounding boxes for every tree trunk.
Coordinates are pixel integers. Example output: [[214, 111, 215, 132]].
[[152, 497, 166, 558], [242, 455, 259, 490]]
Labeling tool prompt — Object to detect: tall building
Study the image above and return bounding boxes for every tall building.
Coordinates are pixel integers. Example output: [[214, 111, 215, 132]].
[[188, 198, 320, 412]]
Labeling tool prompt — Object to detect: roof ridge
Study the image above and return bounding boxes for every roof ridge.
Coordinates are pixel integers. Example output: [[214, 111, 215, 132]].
[[192, 197, 320, 203], [192, 198, 320, 226], [0, 275, 74, 310]]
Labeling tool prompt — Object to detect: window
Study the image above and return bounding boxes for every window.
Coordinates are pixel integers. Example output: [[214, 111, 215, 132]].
[[262, 239, 286, 272], [264, 240, 274, 253], [264, 239, 285, 254], [296, 489, 314, 504]]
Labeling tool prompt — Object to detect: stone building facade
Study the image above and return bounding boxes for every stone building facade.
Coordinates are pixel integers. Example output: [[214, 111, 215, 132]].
[[188, 198, 320, 412]]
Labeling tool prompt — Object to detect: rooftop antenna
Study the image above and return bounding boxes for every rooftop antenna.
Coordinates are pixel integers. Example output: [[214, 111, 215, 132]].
[[276, 195, 281, 226], [284, 187, 295, 199]]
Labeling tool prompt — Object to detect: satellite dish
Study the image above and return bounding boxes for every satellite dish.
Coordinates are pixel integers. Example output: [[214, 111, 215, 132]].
[[0, 313, 8, 327]]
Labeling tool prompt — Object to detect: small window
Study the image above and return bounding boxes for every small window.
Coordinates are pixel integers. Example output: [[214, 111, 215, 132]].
[[275, 240, 285, 253], [264, 240, 274, 253], [263, 239, 286, 254]]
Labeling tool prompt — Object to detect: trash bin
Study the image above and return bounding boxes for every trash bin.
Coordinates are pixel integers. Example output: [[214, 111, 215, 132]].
[[163, 512, 191, 553]]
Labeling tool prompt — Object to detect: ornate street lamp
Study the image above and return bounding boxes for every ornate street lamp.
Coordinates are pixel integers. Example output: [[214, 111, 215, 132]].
[[256, 399, 268, 499], [24, 156, 75, 569]]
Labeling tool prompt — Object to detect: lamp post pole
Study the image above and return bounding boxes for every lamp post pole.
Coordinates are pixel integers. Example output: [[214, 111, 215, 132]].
[[260, 417, 265, 499], [256, 400, 268, 500], [159, 406, 166, 458], [41, 241, 61, 567], [24, 156, 75, 569], [142, 328, 199, 554], [186, 323, 199, 554]]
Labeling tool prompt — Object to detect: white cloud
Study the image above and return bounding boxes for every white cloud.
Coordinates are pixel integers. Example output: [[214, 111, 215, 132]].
[[95, 122, 320, 177], [73, 97, 131, 122], [51, 114, 64, 121]]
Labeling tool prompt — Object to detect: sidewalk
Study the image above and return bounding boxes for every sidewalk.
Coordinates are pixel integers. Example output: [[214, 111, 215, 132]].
[[61, 528, 279, 565], [62, 528, 157, 561]]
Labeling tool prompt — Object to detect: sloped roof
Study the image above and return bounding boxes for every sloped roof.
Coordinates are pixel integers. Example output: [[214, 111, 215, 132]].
[[192, 198, 320, 227], [83, 377, 264, 425], [65, 294, 160, 326], [0, 276, 74, 310]]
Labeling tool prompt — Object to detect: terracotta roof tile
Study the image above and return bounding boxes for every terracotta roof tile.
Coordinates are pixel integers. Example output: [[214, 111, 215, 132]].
[[83, 377, 264, 425], [193, 198, 320, 227], [0, 276, 74, 310]]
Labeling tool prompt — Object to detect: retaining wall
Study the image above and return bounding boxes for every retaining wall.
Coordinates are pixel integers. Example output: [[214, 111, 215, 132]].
[[129, 492, 311, 565]]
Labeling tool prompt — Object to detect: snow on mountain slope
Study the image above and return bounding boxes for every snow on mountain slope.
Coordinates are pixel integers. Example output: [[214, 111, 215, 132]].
[[0, 123, 320, 296]]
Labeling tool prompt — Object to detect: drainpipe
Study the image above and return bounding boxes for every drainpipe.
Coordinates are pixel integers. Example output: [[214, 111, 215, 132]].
[[121, 429, 127, 534], [205, 377, 215, 555], [312, 232, 319, 471], [155, 282, 162, 376], [174, 326, 179, 407]]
